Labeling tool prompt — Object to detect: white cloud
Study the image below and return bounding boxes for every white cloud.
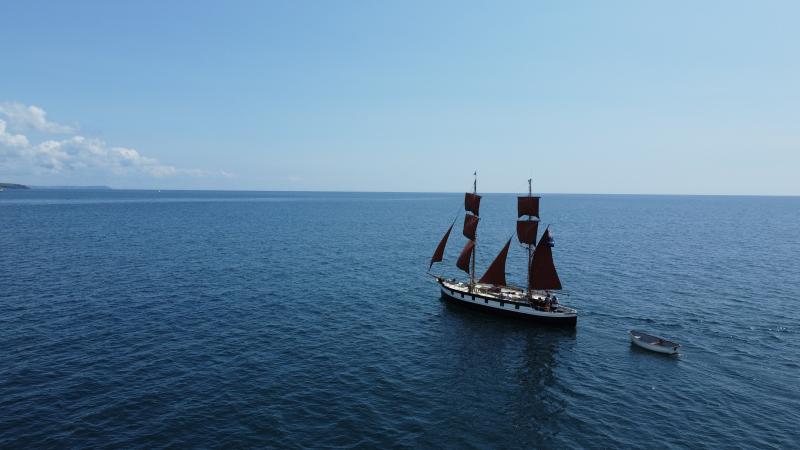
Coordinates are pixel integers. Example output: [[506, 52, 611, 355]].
[[0, 119, 30, 147], [0, 102, 74, 134], [0, 102, 223, 179], [25, 136, 191, 177]]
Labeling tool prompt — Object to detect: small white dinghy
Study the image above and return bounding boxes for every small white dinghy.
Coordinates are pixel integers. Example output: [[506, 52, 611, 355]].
[[629, 330, 680, 355]]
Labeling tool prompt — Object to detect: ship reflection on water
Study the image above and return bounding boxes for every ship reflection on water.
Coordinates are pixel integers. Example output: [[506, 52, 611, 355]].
[[435, 301, 577, 447]]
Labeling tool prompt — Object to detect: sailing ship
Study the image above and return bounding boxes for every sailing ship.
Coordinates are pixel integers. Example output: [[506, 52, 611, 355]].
[[429, 175, 577, 326]]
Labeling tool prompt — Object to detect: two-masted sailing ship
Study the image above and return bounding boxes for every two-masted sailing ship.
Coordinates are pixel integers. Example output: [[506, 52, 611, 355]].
[[429, 176, 577, 326]]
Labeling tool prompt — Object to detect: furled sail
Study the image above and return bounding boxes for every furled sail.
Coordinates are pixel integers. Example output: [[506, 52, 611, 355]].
[[516, 220, 539, 245], [465, 193, 482, 216], [429, 223, 453, 269], [517, 196, 540, 218], [529, 228, 562, 290], [462, 214, 479, 240], [456, 240, 475, 274], [478, 238, 511, 286]]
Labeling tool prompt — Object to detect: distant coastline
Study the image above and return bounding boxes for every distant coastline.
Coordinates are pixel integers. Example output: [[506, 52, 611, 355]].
[[29, 185, 113, 190], [1, 183, 798, 196], [0, 183, 30, 189], [0, 183, 112, 190]]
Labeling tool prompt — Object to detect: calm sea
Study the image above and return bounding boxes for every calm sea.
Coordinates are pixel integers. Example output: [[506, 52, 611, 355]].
[[1, 190, 798, 448]]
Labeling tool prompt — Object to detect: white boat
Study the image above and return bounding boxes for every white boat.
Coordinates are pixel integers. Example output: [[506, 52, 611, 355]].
[[629, 330, 680, 354]]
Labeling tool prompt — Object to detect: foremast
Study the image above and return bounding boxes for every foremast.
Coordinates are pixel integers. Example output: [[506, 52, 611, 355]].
[[458, 172, 481, 291], [432, 172, 481, 289], [470, 173, 477, 288]]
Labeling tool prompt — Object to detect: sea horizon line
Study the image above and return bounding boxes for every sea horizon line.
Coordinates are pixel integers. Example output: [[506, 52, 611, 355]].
[[6, 186, 799, 198]]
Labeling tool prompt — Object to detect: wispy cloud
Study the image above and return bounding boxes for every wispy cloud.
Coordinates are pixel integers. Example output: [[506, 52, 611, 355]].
[[0, 102, 228, 179]]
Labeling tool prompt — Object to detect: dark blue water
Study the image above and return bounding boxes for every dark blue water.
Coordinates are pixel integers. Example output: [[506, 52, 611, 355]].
[[1, 190, 798, 448]]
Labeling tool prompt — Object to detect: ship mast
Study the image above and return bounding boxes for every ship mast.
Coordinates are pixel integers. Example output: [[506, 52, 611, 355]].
[[515, 179, 540, 299], [458, 173, 481, 290], [471, 171, 477, 289], [526, 178, 533, 297]]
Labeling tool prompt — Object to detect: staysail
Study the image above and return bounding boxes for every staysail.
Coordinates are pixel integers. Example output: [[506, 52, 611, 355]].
[[529, 228, 562, 290], [456, 240, 475, 274], [429, 223, 453, 269], [478, 238, 511, 286]]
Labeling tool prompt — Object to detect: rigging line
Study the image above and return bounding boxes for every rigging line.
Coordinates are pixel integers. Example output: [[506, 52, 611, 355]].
[[451, 202, 462, 225]]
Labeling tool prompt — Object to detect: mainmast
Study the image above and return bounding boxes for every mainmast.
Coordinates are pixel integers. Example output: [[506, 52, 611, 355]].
[[526, 179, 532, 294], [525, 181, 562, 292], [525, 178, 533, 297], [516, 178, 540, 298]]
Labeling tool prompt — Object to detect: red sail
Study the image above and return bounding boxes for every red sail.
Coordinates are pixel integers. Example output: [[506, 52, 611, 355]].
[[516, 220, 539, 245], [462, 214, 479, 240], [479, 238, 511, 286], [465, 193, 482, 216], [429, 223, 453, 269], [529, 228, 562, 290], [517, 196, 540, 218], [456, 240, 475, 274]]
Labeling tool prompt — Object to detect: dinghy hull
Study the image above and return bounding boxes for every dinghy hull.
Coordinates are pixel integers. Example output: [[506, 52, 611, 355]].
[[629, 330, 680, 355]]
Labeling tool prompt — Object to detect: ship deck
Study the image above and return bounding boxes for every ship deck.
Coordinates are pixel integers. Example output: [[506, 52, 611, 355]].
[[438, 278, 576, 315]]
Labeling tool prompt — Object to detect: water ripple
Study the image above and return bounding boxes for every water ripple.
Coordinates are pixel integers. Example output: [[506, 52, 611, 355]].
[[1, 191, 799, 448]]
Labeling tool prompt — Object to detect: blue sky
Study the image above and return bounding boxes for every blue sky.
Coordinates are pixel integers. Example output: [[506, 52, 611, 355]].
[[1, 1, 798, 194]]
